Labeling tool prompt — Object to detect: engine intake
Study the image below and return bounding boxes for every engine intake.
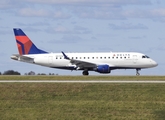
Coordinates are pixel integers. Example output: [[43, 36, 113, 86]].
[[96, 65, 110, 73]]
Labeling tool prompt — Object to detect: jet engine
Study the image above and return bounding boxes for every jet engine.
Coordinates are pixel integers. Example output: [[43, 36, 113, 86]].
[[96, 65, 110, 73]]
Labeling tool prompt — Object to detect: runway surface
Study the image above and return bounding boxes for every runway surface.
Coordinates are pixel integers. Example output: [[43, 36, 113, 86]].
[[0, 80, 165, 83]]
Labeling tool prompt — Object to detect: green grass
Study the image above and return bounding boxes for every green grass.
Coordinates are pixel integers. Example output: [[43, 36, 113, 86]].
[[1, 83, 165, 119], [0, 75, 165, 80]]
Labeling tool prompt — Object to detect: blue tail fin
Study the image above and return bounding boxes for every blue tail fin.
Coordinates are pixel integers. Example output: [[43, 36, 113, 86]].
[[13, 28, 47, 55]]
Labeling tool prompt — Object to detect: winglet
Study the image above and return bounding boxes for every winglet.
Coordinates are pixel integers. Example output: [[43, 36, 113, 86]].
[[61, 51, 70, 60]]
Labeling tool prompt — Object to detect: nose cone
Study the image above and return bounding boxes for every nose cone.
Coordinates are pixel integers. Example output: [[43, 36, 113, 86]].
[[151, 60, 158, 67]]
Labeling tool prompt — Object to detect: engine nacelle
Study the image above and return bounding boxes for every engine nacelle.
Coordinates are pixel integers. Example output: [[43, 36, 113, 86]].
[[96, 65, 110, 73]]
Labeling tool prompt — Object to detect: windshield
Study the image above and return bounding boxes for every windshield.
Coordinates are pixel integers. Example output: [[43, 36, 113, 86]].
[[142, 55, 150, 58]]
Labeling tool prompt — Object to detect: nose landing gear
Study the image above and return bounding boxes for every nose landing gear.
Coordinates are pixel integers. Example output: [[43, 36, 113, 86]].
[[136, 68, 141, 76]]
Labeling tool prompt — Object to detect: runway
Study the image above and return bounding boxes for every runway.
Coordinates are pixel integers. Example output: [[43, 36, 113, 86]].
[[0, 80, 165, 83]]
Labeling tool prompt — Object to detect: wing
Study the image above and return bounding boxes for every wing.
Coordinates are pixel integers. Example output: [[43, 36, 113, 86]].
[[62, 51, 97, 69]]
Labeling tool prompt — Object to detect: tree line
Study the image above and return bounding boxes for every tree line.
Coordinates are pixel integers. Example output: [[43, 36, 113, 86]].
[[0, 70, 58, 75]]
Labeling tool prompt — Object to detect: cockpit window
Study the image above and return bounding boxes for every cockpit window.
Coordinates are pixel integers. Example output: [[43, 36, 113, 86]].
[[142, 55, 150, 58], [145, 55, 150, 58]]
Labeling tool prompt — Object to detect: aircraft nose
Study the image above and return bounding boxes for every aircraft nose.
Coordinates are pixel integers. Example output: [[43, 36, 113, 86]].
[[151, 60, 158, 67]]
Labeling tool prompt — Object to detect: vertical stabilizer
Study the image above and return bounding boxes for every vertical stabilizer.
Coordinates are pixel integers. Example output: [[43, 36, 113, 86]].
[[13, 28, 47, 55]]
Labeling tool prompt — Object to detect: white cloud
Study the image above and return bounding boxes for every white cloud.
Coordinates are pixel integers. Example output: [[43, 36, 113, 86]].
[[44, 26, 71, 34], [0, 0, 163, 20], [73, 26, 91, 34], [151, 8, 165, 17], [123, 8, 165, 18], [18, 8, 49, 17], [25, 0, 151, 6], [48, 35, 82, 44], [0, 0, 12, 9], [109, 23, 148, 30], [16, 22, 50, 26], [54, 26, 69, 33], [44, 25, 91, 34], [17, 7, 71, 19], [60, 35, 83, 43], [73, 6, 126, 19], [53, 11, 71, 19]]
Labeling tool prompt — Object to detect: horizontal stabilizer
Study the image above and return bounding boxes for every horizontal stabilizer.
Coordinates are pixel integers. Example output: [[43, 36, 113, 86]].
[[11, 54, 34, 63]]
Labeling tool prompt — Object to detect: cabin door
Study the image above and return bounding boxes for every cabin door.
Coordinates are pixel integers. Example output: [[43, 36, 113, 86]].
[[133, 55, 137, 64], [48, 56, 53, 65]]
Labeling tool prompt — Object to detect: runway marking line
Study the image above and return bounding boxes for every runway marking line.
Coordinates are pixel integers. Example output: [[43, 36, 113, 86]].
[[0, 80, 165, 83]]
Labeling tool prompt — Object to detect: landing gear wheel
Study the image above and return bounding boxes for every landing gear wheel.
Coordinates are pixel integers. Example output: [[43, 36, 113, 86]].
[[136, 69, 141, 76], [82, 70, 89, 76], [136, 73, 140, 76]]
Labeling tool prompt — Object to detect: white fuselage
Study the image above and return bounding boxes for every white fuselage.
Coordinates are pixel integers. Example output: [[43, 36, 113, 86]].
[[12, 28, 158, 75], [21, 52, 157, 70]]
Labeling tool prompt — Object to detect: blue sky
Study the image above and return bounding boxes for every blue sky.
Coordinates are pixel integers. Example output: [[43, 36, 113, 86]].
[[0, 0, 165, 75]]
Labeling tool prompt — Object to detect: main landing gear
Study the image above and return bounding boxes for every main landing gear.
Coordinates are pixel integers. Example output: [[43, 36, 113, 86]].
[[136, 68, 141, 76], [82, 70, 89, 76]]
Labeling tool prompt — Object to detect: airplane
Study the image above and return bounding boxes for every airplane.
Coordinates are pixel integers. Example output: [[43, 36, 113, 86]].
[[11, 28, 158, 76]]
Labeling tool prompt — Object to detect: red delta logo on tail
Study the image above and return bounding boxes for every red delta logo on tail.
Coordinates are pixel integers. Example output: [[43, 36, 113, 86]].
[[13, 28, 47, 55]]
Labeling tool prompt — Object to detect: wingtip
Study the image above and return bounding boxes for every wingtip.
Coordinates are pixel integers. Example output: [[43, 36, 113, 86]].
[[61, 51, 70, 60]]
